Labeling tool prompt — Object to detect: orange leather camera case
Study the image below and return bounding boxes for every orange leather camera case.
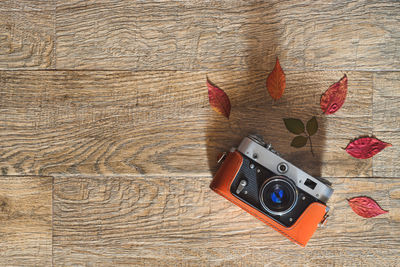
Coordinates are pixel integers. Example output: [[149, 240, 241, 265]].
[[210, 151, 327, 247]]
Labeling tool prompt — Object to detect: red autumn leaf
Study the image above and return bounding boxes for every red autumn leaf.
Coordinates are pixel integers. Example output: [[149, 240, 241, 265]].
[[345, 136, 391, 159], [207, 78, 231, 119], [266, 57, 286, 100], [320, 74, 348, 114], [348, 196, 388, 218]]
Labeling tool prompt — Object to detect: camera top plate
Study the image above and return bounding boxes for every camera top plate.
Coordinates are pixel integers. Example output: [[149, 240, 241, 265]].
[[237, 136, 334, 203]]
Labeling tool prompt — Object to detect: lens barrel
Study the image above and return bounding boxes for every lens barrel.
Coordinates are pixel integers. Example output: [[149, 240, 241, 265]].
[[260, 176, 298, 215]]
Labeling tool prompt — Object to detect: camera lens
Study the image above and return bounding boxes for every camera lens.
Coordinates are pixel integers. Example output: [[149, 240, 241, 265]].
[[260, 176, 297, 215], [271, 188, 284, 204]]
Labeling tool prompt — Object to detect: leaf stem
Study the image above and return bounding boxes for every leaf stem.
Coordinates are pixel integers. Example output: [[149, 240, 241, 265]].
[[308, 135, 315, 157]]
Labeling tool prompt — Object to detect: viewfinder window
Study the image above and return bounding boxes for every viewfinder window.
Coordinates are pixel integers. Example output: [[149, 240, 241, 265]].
[[304, 178, 317, 190]]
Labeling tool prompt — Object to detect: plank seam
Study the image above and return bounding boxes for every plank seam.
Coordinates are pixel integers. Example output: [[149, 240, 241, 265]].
[[1, 69, 400, 72]]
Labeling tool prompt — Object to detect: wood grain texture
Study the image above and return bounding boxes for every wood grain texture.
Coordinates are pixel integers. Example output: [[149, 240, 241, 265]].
[[55, 0, 400, 71], [0, 11, 55, 69], [0, 1, 398, 265], [53, 175, 400, 266], [0, 1, 54, 12], [373, 72, 400, 177], [0, 176, 52, 266], [0, 70, 372, 177]]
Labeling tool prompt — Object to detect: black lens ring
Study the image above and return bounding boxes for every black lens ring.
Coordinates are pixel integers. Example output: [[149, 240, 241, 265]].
[[259, 176, 298, 216]]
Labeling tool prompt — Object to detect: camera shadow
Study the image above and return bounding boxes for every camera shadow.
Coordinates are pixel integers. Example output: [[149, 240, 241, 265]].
[[205, 6, 326, 181], [205, 72, 326, 179]]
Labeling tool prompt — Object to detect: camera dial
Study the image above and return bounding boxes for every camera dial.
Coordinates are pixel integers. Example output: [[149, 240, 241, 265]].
[[260, 176, 298, 216], [277, 162, 288, 174], [248, 134, 266, 147], [248, 134, 278, 154]]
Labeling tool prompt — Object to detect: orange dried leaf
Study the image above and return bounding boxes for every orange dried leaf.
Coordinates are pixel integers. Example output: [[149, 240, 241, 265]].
[[207, 78, 231, 119], [348, 196, 388, 218], [266, 57, 286, 100], [320, 74, 348, 114]]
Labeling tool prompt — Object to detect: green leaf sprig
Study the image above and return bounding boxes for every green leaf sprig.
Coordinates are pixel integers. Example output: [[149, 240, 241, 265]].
[[283, 116, 318, 156]]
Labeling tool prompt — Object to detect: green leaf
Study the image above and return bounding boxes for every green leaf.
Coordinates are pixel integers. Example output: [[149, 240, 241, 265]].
[[306, 116, 318, 136], [283, 118, 305, 134], [291, 136, 308, 148]]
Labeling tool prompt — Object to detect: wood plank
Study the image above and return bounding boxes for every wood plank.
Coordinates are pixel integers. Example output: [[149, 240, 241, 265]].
[[373, 72, 400, 132], [373, 72, 400, 177], [0, 70, 372, 177], [0, 10, 55, 69], [0, 1, 54, 12], [55, 0, 400, 70], [372, 133, 399, 178], [53, 175, 400, 266], [0, 176, 52, 266]]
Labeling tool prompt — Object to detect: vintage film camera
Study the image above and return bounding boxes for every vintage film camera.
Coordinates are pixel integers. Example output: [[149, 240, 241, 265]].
[[210, 135, 333, 246]]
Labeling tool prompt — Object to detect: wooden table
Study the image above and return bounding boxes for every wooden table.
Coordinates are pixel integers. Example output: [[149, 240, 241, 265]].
[[0, 1, 399, 266]]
